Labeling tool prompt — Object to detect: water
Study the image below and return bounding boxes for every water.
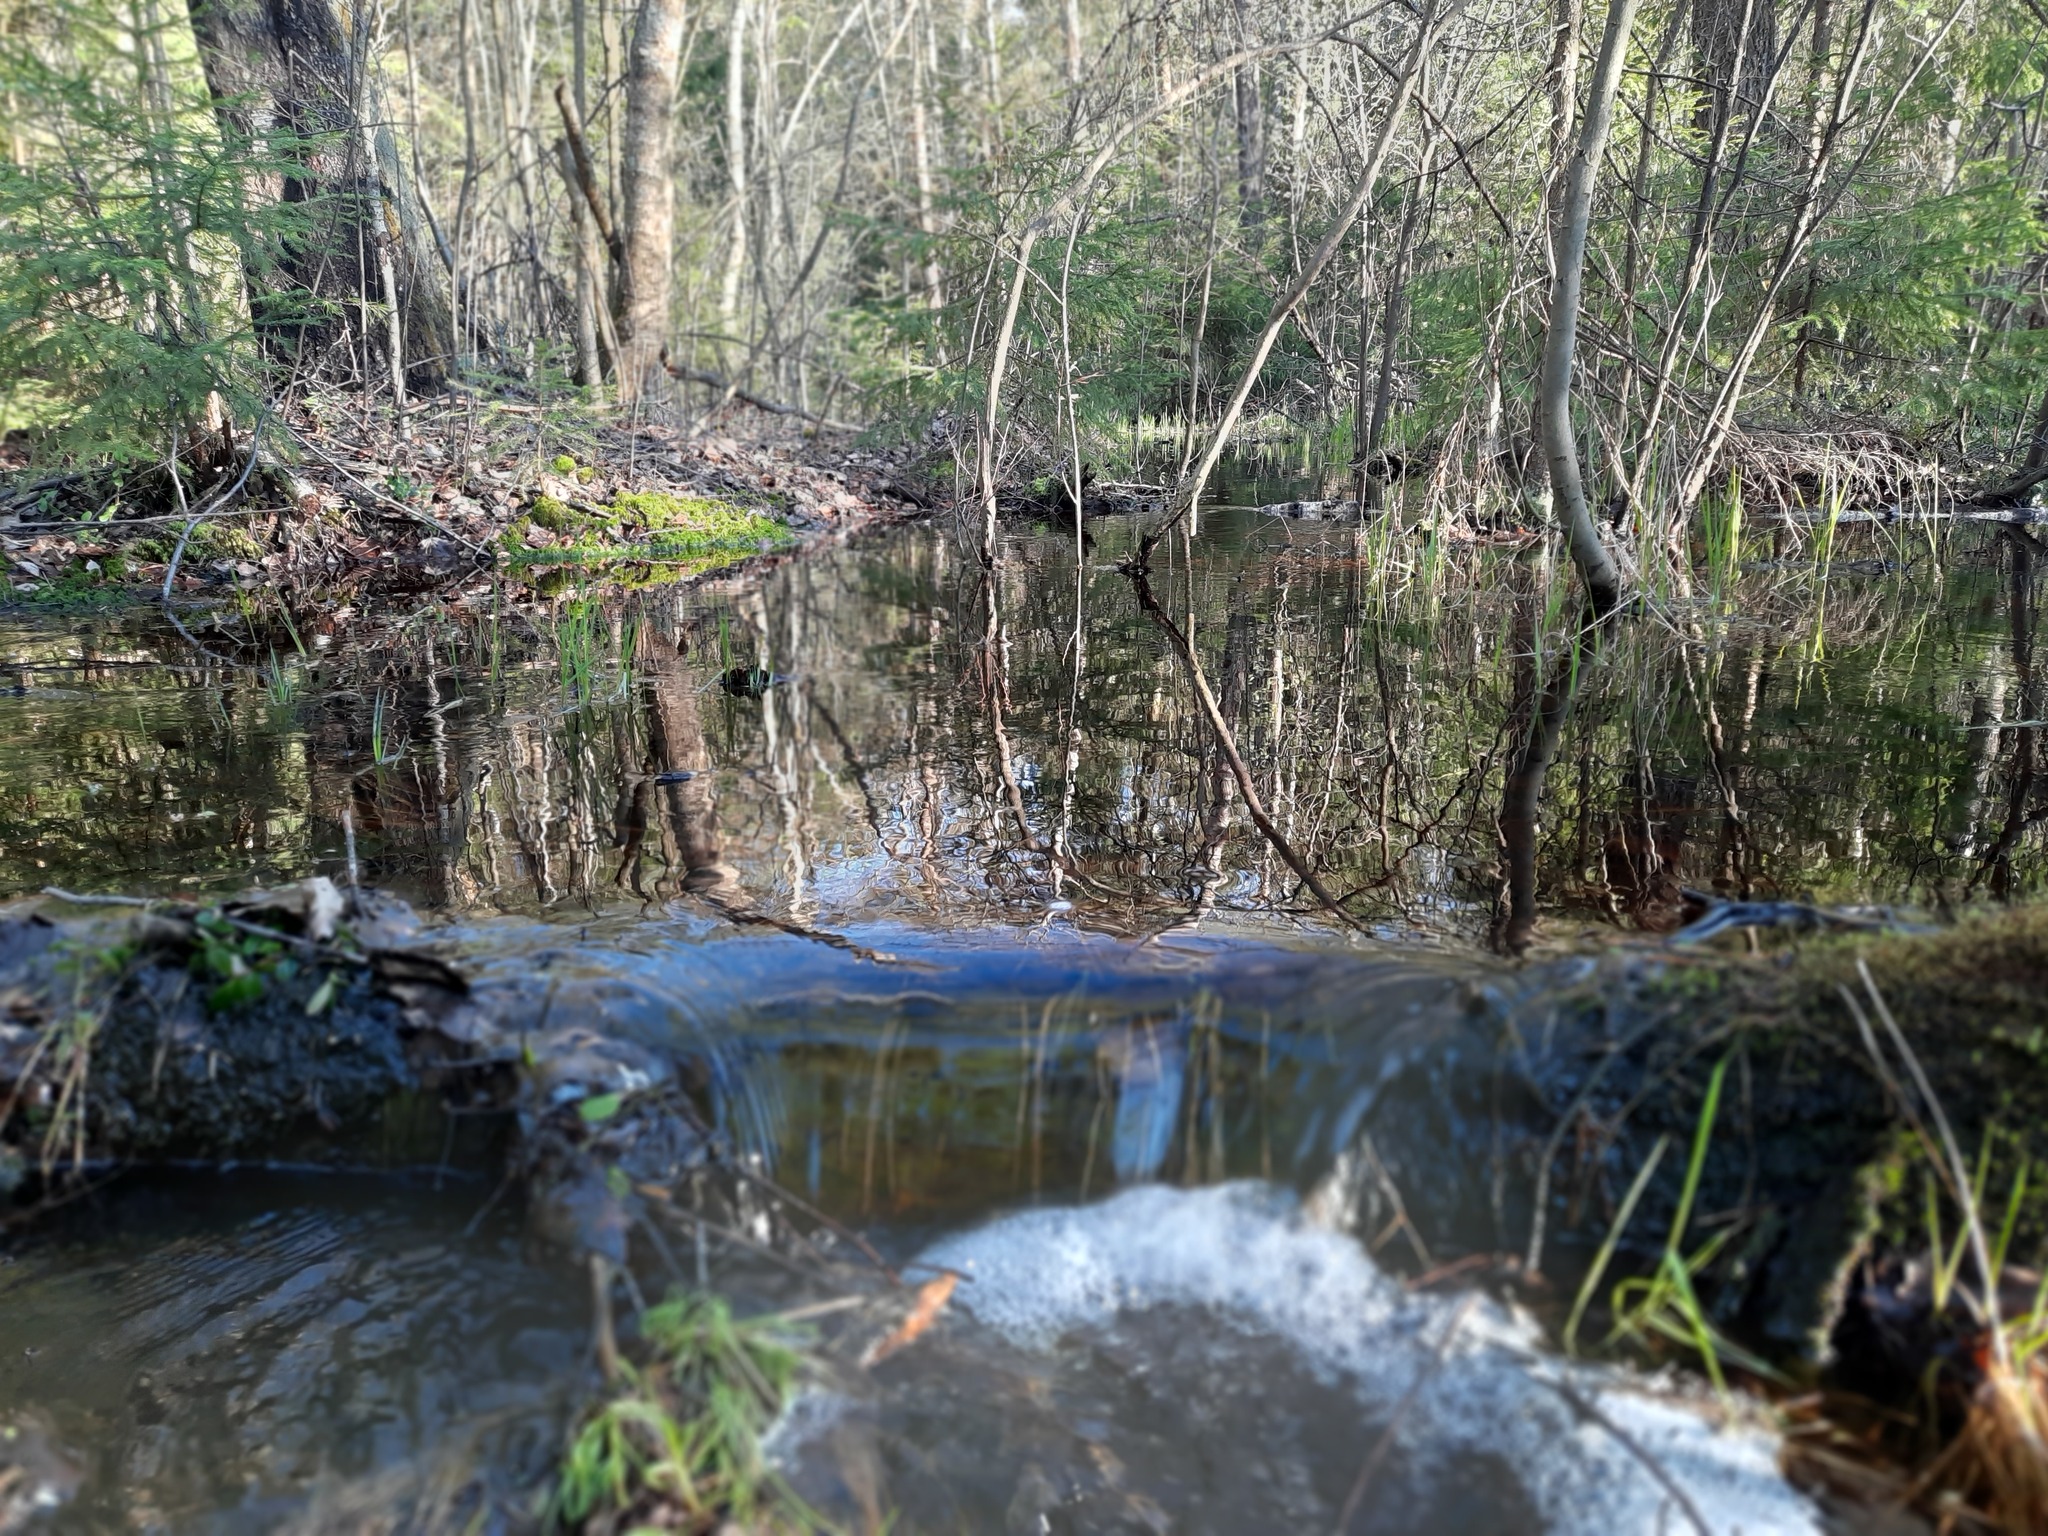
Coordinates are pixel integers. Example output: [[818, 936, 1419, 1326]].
[[0, 1171, 584, 1533], [5, 505, 2034, 1530], [0, 512, 2033, 928]]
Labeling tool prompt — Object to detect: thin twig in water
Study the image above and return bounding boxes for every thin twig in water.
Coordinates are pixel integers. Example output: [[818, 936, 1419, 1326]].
[[1334, 1292, 1479, 1534], [1538, 1376, 1713, 1536], [727, 1159, 901, 1283], [1127, 565, 1359, 927]]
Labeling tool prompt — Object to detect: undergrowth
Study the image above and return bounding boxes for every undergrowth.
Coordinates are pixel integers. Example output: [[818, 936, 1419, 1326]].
[[554, 1291, 817, 1533]]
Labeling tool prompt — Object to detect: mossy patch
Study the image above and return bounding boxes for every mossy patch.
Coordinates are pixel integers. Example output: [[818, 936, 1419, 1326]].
[[504, 487, 794, 581], [4, 561, 134, 610], [129, 521, 265, 566]]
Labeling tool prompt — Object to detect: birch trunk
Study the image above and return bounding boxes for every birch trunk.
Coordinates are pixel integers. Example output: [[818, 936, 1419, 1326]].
[[719, 0, 751, 358], [1537, 0, 1636, 615], [617, 0, 689, 402]]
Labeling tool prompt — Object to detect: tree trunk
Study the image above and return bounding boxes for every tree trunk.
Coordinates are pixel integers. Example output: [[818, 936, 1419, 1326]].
[[1232, 0, 1266, 231], [1537, 0, 1636, 616], [718, 0, 750, 368], [187, 0, 455, 391], [617, 0, 689, 402], [1363, 142, 1431, 510], [1694, 0, 1775, 132]]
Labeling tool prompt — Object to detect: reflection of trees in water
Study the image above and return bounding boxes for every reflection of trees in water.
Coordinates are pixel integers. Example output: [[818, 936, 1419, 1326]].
[[2, 521, 2044, 938]]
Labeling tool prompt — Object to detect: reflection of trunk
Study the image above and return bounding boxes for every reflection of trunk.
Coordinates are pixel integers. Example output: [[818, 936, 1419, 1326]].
[[1494, 637, 1582, 955], [1130, 568, 1354, 925], [1188, 616, 1253, 913], [638, 631, 740, 898], [1941, 678, 2005, 856], [188, 0, 455, 389], [1974, 535, 2039, 899], [1537, 0, 1636, 614], [617, 0, 689, 401]]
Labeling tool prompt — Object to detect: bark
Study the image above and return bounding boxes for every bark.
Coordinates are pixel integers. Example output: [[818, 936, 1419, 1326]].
[[1538, 0, 1637, 616], [187, 0, 455, 391], [1233, 66, 1266, 229], [1694, 0, 1776, 130], [1543, 0, 1585, 208], [556, 136, 607, 395], [617, 0, 689, 402], [908, 0, 944, 306], [719, 0, 751, 357]]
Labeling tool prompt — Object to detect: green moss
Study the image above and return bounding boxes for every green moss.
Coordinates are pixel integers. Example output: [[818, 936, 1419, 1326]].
[[7, 565, 131, 610], [608, 491, 790, 545], [503, 489, 792, 586], [527, 494, 581, 534], [550, 454, 578, 475]]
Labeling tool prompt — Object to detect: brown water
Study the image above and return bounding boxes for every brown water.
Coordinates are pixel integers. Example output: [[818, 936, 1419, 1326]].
[[2, 505, 2037, 1532]]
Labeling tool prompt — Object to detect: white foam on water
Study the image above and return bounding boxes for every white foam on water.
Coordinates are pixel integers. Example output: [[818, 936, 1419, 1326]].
[[917, 1181, 1822, 1536]]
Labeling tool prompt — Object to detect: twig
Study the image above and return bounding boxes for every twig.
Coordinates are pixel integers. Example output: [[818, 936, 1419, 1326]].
[[38, 887, 367, 966], [1537, 1376, 1713, 1536], [726, 1160, 901, 1283], [1333, 1293, 1478, 1534], [290, 430, 489, 556]]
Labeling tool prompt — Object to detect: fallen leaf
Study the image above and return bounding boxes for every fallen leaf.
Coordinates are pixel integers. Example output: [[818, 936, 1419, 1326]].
[[861, 1272, 957, 1367]]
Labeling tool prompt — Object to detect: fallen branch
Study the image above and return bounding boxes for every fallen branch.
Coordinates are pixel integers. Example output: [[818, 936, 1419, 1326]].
[[658, 349, 857, 431]]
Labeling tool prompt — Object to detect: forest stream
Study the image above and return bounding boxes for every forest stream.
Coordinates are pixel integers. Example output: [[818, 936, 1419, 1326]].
[[1, 503, 2045, 1534]]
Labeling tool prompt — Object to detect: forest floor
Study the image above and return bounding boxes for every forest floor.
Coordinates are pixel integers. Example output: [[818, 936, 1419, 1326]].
[[0, 389, 940, 611]]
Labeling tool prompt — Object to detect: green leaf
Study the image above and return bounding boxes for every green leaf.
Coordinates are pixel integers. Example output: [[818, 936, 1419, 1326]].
[[208, 973, 265, 1012], [577, 1091, 623, 1123], [305, 972, 338, 1017]]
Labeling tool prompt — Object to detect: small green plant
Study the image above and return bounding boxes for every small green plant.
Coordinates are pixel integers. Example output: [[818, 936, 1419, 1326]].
[[1566, 1053, 1786, 1401], [367, 689, 405, 765], [554, 1292, 812, 1531], [260, 648, 299, 707], [190, 910, 295, 1011]]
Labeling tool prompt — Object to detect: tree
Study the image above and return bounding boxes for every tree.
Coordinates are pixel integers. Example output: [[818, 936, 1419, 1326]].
[[616, 0, 688, 402], [187, 0, 454, 391], [1536, 0, 1635, 616]]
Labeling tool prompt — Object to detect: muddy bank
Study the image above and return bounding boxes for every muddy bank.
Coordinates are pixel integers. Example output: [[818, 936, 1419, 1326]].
[[9, 885, 2043, 1370], [2, 396, 931, 611], [0, 884, 715, 1242]]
